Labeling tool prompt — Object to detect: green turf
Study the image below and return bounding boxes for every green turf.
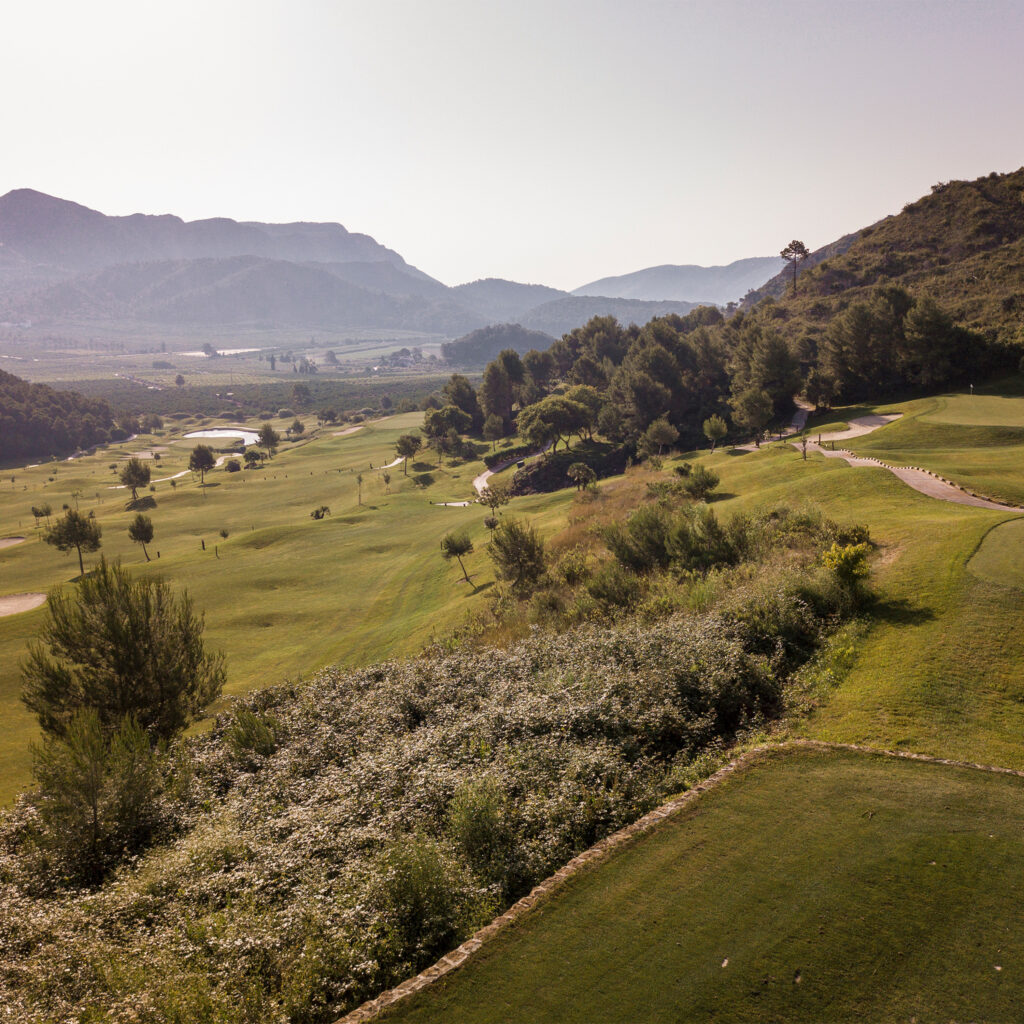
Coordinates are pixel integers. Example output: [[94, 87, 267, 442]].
[[840, 391, 1024, 506], [0, 414, 571, 802], [384, 746, 1024, 1024], [968, 517, 1024, 590]]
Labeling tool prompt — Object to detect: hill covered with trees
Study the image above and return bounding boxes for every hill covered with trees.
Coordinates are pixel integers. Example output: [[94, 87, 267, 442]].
[[744, 167, 1024, 347], [0, 369, 115, 460]]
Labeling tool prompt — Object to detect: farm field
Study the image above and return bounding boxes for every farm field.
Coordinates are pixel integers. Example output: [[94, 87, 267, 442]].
[[0, 412, 571, 802], [384, 745, 1024, 1024]]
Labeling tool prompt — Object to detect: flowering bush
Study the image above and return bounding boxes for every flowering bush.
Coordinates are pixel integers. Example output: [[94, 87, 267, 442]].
[[0, 510, 863, 1023]]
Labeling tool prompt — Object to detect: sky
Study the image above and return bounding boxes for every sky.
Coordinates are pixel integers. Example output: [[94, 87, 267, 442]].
[[3, 0, 1023, 290]]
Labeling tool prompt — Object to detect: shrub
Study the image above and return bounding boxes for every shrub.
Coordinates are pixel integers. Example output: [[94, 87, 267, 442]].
[[681, 464, 720, 501], [586, 560, 642, 610]]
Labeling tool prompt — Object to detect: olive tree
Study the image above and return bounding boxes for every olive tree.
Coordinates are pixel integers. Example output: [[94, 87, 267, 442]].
[[21, 557, 225, 743]]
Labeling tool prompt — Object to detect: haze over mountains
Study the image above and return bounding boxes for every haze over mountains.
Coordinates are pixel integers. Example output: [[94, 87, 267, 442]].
[[573, 257, 785, 306], [0, 190, 780, 346]]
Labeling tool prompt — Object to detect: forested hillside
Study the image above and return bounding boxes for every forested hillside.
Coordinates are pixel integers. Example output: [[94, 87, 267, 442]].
[[745, 168, 1024, 346], [0, 369, 115, 460]]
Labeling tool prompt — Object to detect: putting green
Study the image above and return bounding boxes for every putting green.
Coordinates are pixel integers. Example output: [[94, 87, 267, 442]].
[[968, 517, 1024, 590], [919, 392, 1024, 427]]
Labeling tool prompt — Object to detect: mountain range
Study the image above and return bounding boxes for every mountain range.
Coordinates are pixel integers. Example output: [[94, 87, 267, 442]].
[[0, 190, 778, 348], [573, 257, 785, 306]]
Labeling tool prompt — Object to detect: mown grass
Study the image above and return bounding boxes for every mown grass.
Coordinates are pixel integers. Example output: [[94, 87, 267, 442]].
[[840, 388, 1024, 506], [385, 746, 1024, 1024], [0, 413, 571, 802], [968, 517, 1024, 590]]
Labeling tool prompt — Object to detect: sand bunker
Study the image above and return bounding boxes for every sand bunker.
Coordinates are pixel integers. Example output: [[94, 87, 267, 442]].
[[333, 426, 364, 437], [0, 537, 26, 550], [0, 593, 46, 617]]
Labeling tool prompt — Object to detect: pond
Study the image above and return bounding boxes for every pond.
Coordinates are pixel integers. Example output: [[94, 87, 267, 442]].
[[184, 427, 260, 446]]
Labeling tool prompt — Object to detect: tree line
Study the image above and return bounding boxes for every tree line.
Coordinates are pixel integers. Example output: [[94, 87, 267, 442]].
[[0, 369, 116, 460]]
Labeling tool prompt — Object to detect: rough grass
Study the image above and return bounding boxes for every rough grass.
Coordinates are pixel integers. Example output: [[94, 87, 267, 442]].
[[384, 746, 1024, 1024], [0, 413, 573, 802]]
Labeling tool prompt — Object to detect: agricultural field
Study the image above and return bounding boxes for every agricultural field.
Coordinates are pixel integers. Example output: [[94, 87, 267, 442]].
[[0, 411, 570, 803]]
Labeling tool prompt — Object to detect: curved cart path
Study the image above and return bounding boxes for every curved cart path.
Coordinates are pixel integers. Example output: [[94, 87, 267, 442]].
[[796, 408, 1019, 512]]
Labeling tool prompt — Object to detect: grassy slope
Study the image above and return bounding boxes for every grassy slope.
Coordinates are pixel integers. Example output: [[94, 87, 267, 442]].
[[386, 747, 1024, 1024], [0, 413, 571, 802], [383, 391, 1024, 1023], [707, 438, 1024, 767]]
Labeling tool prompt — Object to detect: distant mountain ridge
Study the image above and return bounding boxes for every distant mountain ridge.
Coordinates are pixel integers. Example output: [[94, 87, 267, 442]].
[[573, 257, 785, 305], [0, 189, 408, 274], [0, 189, 741, 341]]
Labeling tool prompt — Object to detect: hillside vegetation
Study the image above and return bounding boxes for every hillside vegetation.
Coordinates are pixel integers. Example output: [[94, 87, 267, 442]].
[[746, 167, 1024, 346], [0, 369, 115, 459]]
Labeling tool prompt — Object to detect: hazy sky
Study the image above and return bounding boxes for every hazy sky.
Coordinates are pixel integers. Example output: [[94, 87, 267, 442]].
[[4, 0, 1023, 289]]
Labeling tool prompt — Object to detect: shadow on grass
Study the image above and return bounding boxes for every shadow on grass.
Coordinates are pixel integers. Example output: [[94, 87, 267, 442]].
[[869, 596, 936, 627]]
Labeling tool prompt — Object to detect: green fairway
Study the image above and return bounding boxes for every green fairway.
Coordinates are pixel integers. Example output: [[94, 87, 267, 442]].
[[968, 517, 1024, 590], [384, 746, 1024, 1024], [0, 413, 572, 802], [839, 388, 1024, 506], [698, 440, 1024, 769]]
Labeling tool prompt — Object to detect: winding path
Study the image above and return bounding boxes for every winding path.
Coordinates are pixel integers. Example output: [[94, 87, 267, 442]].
[[796, 407, 1019, 512]]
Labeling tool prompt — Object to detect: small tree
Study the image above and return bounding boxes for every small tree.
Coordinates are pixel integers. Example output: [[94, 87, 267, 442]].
[[127, 513, 154, 562], [382, 470, 391, 494], [641, 416, 679, 456], [702, 414, 728, 452], [440, 530, 474, 583], [189, 444, 216, 484], [780, 239, 810, 295], [21, 557, 225, 742], [119, 457, 151, 501], [730, 387, 774, 446], [244, 448, 262, 469], [258, 423, 280, 459], [487, 517, 546, 597], [30, 709, 161, 885], [483, 413, 505, 451], [357, 473, 364, 505], [174, 374, 185, 387], [45, 509, 102, 576], [478, 480, 511, 516], [567, 462, 597, 490], [289, 418, 305, 437], [395, 434, 422, 475]]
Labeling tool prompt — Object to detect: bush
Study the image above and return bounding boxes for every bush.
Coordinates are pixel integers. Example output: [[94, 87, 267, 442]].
[[586, 561, 643, 610], [681, 464, 720, 501], [225, 708, 280, 767], [487, 517, 547, 597]]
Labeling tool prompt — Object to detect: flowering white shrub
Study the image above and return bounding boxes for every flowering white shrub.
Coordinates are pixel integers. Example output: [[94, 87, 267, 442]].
[[0, 513, 859, 1023]]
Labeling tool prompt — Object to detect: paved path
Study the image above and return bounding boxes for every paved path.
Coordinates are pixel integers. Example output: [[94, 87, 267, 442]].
[[811, 441, 1016, 510], [473, 444, 551, 495]]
